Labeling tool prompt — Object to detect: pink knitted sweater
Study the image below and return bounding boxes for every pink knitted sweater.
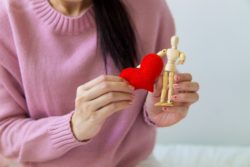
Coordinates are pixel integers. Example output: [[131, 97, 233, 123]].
[[0, 0, 175, 166]]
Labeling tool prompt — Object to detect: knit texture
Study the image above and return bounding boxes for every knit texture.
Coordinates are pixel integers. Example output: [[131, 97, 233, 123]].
[[0, 0, 175, 166]]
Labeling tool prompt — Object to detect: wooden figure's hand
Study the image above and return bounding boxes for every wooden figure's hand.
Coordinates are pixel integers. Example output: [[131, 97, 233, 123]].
[[177, 60, 185, 65], [144, 73, 199, 127], [177, 53, 186, 65]]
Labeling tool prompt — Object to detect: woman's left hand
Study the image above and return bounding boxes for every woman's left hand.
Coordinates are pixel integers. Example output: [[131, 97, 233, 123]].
[[145, 72, 200, 127]]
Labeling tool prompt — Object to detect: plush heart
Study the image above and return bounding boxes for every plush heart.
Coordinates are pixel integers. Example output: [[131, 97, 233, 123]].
[[119, 53, 164, 92]]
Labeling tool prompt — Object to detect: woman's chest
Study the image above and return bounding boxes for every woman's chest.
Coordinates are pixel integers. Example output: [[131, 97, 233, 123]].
[[17, 31, 108, 117]]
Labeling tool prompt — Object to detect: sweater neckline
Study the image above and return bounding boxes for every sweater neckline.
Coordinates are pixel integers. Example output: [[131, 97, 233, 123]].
[[31, 0, 95, 35]]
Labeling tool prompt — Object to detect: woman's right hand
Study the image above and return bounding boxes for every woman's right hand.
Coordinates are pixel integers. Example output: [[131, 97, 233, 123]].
[[71, 75, 135, 141]]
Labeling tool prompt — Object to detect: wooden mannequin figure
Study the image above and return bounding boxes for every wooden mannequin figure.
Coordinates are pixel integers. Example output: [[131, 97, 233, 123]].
[[155, 36, 186, 107]]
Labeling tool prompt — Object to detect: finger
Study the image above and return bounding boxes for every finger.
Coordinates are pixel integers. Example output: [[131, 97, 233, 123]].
[[169, 102, 190, 107], [89, 92, 134, 111], [80, 75, 127, 91], [162, 105, 189, 117], [173, 82, 200, 92], [150, 105, 189, 127], [171, 93, 199, 103], [96, 100, 131, 119], [174, 73, 192, 83], [85, 81, 134, 101]]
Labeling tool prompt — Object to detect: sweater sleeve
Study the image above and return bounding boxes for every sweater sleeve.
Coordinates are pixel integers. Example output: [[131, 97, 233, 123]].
[[0, 6, 91, 164], [0, 65, 92, 164], [143, 0, 176, 127]]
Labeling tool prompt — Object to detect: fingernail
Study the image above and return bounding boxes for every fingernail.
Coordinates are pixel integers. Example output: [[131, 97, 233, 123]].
[[175, 75, 180, 82], [163, 107, 168, 111], [172, 95, 178, 100]]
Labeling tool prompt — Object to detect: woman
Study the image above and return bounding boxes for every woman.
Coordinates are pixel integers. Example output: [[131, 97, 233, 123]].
[[0, 0, 199, 166]]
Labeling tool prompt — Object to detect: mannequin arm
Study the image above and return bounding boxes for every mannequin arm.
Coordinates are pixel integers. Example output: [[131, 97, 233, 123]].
[[177, 52, 186, 64], [136, 49, 167, 68]]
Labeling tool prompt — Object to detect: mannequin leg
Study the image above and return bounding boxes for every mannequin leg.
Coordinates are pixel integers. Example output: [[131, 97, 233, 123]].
[[167, 72, 175, 104], [155, 71, 169, 107], [159, 71, 169, 103]]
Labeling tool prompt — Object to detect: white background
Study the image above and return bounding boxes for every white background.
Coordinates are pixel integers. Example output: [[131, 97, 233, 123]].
[[157, 0, 250, 145]]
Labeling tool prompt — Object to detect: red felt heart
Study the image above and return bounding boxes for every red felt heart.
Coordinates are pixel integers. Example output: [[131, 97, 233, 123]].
[[119, 53, 164, 92]]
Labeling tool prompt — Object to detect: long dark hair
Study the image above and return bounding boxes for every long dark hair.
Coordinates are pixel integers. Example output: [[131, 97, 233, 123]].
[[92, 0, 139, 72]]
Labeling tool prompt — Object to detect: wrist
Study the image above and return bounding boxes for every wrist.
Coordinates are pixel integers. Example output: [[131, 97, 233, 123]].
[[70, 111, 104, 142], [70, 112, 82, 141], [144, 93, 162, 116], [70, 112, 91, 142], [145, 92, 161, 108]]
